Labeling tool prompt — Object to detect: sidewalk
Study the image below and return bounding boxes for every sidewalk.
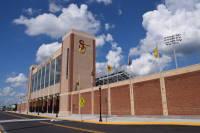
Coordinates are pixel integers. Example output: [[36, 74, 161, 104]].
[[14, 111, 200, 126]]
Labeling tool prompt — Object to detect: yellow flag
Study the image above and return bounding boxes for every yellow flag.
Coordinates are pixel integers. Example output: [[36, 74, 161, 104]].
[[79, 97, 86, 108], [153, 47, 159, 58], [107, 65, 112, 73]]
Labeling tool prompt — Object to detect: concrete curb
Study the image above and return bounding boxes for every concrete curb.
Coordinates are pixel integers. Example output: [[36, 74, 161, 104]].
[[8, 112, 200, 126]]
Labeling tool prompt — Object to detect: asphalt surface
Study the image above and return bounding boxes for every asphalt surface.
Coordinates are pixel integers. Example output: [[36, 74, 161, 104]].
[[1, 111, 200, 133]]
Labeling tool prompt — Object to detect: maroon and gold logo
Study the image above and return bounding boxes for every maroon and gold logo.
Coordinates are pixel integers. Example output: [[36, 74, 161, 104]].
[[78, 40, 90, 54]]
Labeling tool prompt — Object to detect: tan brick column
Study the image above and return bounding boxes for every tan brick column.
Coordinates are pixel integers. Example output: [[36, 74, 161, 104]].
[[91, 90, 94, 115], [129, 79, 135, 115], [78, 93, 81, 114], [71, 94, 73, 114], [160, 75, 168, 116]]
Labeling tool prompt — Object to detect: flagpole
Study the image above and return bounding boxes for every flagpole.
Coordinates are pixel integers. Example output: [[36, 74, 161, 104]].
[[106, 65, 112, 123], [156, 41, 169, 116], [106, 69, 109, 123], [156, 44, 162, 73]]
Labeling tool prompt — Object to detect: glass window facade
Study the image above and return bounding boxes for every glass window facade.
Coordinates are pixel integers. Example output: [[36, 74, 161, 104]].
[[50, 60, 55, 86], [35, 72, 38, 91], [30, 55, 62, 92], [33, 74, 36, 92], [31, 75, 34, 92], [45, 63, 50, 88], [36, 71, 40, 91], [38, 69, 42, 90], [41, 66, 45, 89], [55, 55, 61, 83]]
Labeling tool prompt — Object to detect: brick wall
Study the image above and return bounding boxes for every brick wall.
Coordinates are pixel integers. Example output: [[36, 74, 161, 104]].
[[133, 79, 163, 115], [165, 71, 200, 115], [72, 94, 79, 114], [17, 103, 27, 113], [94, 89, 108, 114], [66, 65, 200, 116], [111, 85, 131, 115], [80, 92, 92, 114]]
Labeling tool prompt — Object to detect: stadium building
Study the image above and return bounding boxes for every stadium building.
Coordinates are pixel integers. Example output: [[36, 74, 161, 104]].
[[21, 29, 200, 116]]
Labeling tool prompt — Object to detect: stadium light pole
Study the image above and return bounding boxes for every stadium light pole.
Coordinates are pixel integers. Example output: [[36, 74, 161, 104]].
[[164, 34, 182, 69]]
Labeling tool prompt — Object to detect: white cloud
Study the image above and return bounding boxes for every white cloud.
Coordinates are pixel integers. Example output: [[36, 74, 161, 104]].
[[118, 9, 122, 15], [24, 8, 34, 15], [90, 0, 112, 5], [49, 1, 62, 13], [128, 0, 200, 75], [23, 8, 42, 16], [0, 87, 16, 97], [96, 45, 123, 74], [96, 62, 106, 74], [165, 0, 200, 11], [36, 42, 61, 63], [106, 45, 123, 68], [14, 4, 100, 38], [139, 0, 200, 56], [129, 47, 141, 57], [96, 33, 113, 47], [105, 23, 115, 31], [127, 54, 171, 76], [0, 87, 26, 106], [6, 73, 27, 88], [96, 34, 123, 74]]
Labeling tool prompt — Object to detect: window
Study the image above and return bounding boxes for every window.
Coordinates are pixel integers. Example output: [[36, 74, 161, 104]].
[[31, 75, 34, 92], [38, 69, 42, 90], [41, 66, 45, 89], [45, 63, 50, 87], [55, 55, 61, 83], [35, 72, 38, 91], [50, 60, 55, 86], [33, 74, 36, 92], [36, 71, 40, 91]]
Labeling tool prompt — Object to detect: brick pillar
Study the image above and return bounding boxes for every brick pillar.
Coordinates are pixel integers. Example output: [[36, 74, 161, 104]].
[[78, 93, 81, 114], [108, 87, 111, 115], [71, 94, 73, 114], [91, 90, 94, 115], [160, 75, 168, 116], [129, 79, 135, 115]]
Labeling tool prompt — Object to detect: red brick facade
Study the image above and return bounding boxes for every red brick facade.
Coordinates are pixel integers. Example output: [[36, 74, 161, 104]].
[[94, 89, 108, 114], [165, 71, 200, 115], [133, 79, 163, 115], [17, 103, 27, 113], [72, 94, 79, 114], [111, 85, 131, 115], [80, 92, 92, 114]]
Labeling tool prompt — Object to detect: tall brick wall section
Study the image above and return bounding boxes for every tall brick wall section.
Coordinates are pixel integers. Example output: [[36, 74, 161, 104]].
[[80, 92, 92, 114], [17, 104, 20, 112], [111, 85, 131, 115], [17, 103, 27, 112], [165, 71, 200, 115], [133, 79, 163, 115], [72, 94, 79, 114], [94, 89, 108, 114]]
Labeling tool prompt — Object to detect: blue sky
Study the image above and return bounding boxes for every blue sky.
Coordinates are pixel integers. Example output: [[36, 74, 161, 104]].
[[0, 0, 200, 105]]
